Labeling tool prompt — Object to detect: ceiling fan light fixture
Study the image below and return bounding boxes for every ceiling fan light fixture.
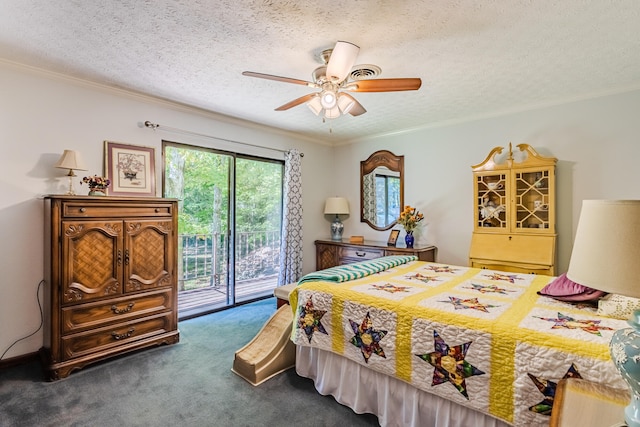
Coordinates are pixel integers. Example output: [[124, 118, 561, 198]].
[[337, 93, 355, 114], [307, 95, 323, 116], [320, 90, 337, 110]]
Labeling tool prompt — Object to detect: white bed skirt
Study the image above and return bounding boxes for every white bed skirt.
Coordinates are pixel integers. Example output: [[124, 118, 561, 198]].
[[296, 346, 511, 427]]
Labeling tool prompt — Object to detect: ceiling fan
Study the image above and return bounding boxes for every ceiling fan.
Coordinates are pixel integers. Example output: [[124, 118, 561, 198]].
[[242, 41, 422, 119]]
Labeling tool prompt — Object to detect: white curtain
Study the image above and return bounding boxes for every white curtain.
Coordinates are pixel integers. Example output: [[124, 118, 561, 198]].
[[277, 149, 303, 285]]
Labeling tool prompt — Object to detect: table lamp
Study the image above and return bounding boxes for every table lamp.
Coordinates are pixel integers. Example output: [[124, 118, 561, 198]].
[[54, 149, 88, 195], [324, 197, 350, 241], [566, 200, 640, 427]]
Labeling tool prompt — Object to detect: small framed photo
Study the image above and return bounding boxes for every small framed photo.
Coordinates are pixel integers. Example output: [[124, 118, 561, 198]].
[[387, 229, 400, 247], [104, 141, 156, 196]]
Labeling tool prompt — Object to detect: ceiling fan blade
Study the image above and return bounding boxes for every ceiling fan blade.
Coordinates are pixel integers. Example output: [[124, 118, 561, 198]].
[[275, 93, 318, 111], [325, 41, 360, 83], [242, 71, 317, 88], [339, 93, 367, 116], [347, 78, 422, 92]]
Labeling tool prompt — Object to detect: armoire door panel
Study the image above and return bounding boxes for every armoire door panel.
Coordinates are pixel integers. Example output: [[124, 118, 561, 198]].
[[124, 219, 173, 292], [61, 220, 122, 304]]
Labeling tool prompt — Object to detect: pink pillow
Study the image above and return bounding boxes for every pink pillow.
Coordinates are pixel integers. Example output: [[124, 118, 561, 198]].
[[537, 273, 607, 302]]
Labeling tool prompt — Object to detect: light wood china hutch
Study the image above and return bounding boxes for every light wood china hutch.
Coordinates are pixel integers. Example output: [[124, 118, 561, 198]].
[[42, 196, 180, 380], [469, 143, 557, 275]]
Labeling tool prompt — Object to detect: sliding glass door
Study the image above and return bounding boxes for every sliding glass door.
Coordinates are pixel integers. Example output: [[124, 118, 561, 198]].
[[163, 142, 283, 318]]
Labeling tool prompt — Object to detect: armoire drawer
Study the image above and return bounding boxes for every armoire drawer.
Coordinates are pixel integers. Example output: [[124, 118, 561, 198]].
[[62, 201, 174, 218], [61, 312, 174, 359], [61, 289, 173, 334]]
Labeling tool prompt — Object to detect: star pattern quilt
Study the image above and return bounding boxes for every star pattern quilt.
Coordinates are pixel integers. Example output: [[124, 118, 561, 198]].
[[290, 258, 629, 426]]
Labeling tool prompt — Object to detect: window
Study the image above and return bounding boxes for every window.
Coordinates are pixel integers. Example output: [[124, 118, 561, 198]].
[[163, 141, 283, 319]]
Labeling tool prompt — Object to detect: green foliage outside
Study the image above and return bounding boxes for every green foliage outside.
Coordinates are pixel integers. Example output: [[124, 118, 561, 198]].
[[164, 146, 283, 235]]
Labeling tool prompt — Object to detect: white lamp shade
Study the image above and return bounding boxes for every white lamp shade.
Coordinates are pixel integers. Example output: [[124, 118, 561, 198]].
[[307, 96, 323, 116], [567, 200, 640, 298], [324, 106, 341, 119], [54, 149, 88, 171], [324, 197, 350, 215], [337, 93, 356, 114], [325, 41, 360, 82]]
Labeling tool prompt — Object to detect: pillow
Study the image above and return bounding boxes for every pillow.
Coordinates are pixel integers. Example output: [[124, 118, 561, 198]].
[[537, 273, 607, 302], [597, 294, 640, 320]]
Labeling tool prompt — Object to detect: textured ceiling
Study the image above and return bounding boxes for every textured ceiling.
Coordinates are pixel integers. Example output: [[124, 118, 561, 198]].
[[1, 1, 640, 144]]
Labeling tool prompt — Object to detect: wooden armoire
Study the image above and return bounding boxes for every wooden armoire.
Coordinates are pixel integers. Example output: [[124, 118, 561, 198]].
[[42, 196, 180, 380]]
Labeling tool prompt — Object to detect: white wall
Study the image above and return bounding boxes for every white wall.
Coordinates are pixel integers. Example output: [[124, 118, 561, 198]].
[[0, 61, 334, 359], [334, 89, 640, 273], [3, 58, 640, 361]]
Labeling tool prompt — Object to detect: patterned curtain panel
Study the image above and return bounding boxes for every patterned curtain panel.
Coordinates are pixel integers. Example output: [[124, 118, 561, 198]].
[[362, 172, 377, 222], [278, 149, 303, 285]]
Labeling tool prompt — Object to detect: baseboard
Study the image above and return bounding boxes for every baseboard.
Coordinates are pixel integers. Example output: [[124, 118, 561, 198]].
[[0, 351, 39, 370]]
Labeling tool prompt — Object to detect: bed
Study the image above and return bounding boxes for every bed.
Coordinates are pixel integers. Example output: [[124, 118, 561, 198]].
[[289, 256, 628, 427]]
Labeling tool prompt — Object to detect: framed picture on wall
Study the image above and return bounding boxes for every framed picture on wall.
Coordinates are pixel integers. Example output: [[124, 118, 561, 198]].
[[387, 229, 400, 247], [104, 141, 156, 196]]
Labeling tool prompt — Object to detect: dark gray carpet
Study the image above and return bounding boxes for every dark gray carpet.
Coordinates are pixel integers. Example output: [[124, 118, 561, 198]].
[[0, 298, 379, 426]]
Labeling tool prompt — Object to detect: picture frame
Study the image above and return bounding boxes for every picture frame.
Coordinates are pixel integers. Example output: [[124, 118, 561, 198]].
[[104, 141, 156, 197], [387, 229, 400, 247]]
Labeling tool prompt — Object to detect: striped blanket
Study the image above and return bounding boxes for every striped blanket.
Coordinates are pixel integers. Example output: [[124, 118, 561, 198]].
[[297, 255, 417, 285]]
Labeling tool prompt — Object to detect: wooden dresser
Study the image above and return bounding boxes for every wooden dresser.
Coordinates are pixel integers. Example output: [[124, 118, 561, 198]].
[[315, 239, 437, 270], [42, 196, 180, 380]]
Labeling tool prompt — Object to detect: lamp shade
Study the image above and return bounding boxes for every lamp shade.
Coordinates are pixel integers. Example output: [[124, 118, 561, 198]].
[[324, 197, 350, 215], [54, 149, 87, 171], [307, 95, 323, 116], [324, 106, 341, 119], [567, 200, 640, 298], [337, 93, 356, 114], [325, 41, 360, 82]]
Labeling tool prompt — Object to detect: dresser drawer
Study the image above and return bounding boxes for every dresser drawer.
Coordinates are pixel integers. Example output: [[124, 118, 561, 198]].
[[338, 246, 384, 262], [62, 201, 173, 218], [61, 312, 174, 359], [61, 289, 173, 333]]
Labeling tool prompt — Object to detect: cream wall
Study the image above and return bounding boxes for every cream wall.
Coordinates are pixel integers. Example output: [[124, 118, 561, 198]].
[[0, 61, 333, 359], [2, 58, 640, 361], [334, 89, 640, 272]]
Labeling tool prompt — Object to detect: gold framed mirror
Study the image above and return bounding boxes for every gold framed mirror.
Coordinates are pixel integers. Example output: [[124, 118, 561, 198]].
[[360, 150, 404, 231]]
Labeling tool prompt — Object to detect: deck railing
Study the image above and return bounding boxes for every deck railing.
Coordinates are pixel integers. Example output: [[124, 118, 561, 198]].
[[179, 231, 280, 292]]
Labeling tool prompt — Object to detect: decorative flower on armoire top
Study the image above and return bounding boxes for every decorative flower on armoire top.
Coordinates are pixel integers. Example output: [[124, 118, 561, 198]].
[[397, 205, 424, 233], [81, 175, 110, 189]]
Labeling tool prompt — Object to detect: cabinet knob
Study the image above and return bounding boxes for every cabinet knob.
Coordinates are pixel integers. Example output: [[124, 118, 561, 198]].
[[509, 236, 512, 240], [79, 208, 86, 213], [155, 208, 160, 213], [355, 251, 366, 257]]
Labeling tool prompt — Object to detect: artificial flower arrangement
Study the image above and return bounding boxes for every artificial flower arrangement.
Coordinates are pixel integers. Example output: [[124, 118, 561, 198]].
[[81, 175, 111, 190], [397, 205, 424, 234]]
